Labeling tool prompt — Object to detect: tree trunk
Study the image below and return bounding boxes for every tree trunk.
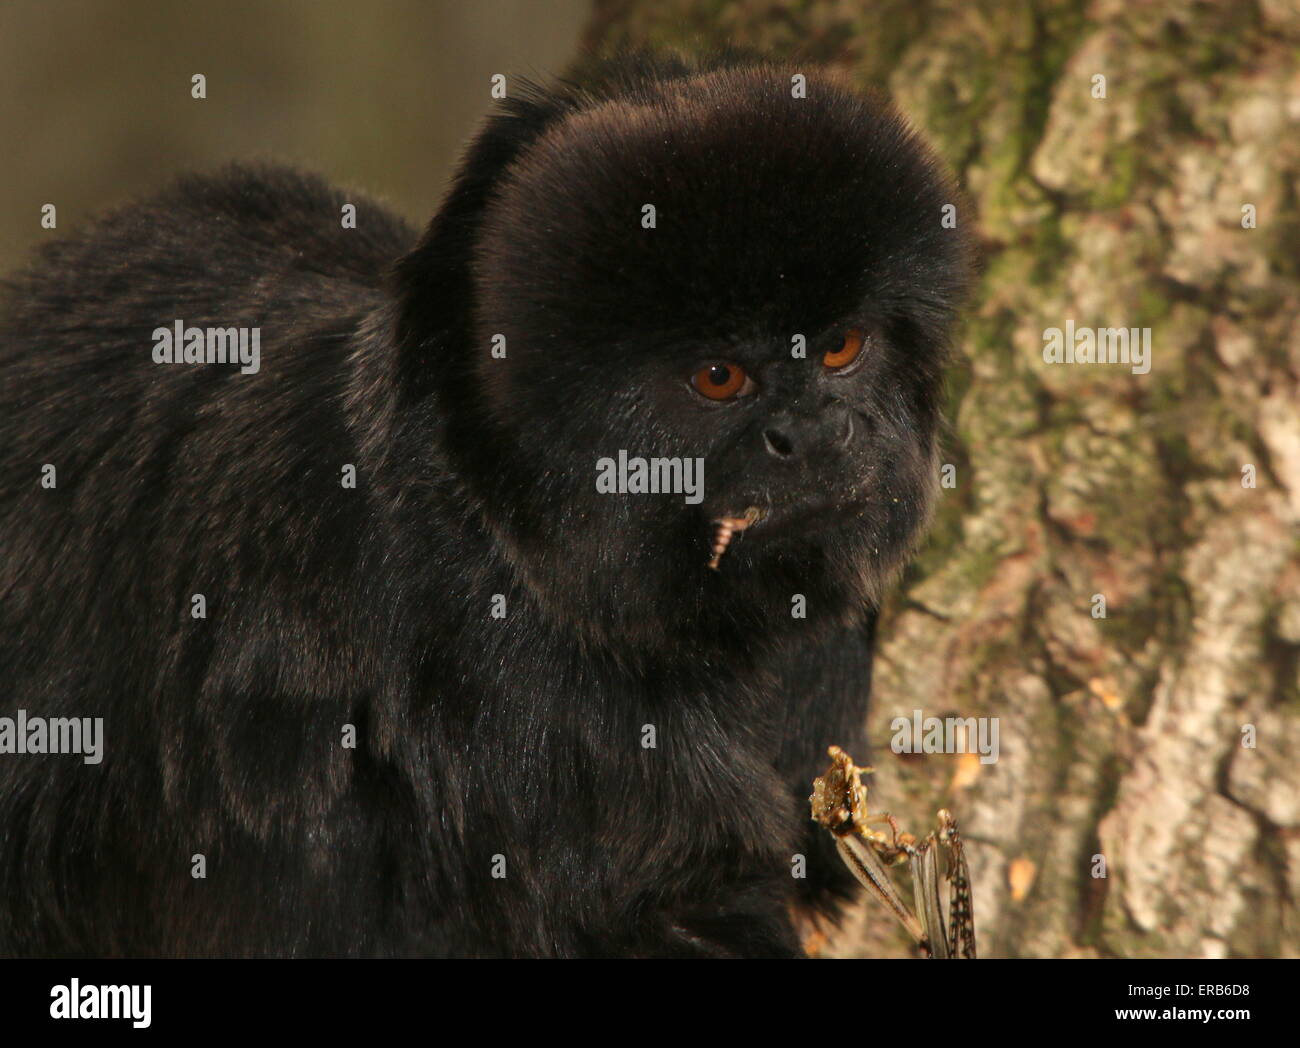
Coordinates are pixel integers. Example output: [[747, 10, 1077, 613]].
[[584, 0, 1300, 958]]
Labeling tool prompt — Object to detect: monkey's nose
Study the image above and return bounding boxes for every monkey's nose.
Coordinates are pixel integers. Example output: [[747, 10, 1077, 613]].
[[763, 427, 796, 458], [762, 409, 853, 460]]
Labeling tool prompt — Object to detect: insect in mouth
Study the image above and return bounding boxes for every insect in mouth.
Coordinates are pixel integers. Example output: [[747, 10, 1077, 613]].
[[810, 745, 977, 959], [707, 506, 763, 570]]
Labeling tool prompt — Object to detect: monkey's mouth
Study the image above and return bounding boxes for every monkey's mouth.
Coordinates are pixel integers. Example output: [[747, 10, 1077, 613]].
[[707, 498, 866, 569], [706, 507, 764, 570]]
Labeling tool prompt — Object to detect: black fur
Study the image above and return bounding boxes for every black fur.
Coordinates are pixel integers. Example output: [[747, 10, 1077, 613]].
[[0, 53, 972, 957]]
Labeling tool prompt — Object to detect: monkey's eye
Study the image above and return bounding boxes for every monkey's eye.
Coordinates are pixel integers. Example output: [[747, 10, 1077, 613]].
[[823, 329, 866, 372], [690, 363, 753, 401]]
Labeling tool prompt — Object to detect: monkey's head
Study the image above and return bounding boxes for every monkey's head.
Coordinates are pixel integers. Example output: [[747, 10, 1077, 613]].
[[401, 57, 973, 652]]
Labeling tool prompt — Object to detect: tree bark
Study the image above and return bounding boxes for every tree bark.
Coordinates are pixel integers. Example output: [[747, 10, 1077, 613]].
[[584, 0, 1300, 958]]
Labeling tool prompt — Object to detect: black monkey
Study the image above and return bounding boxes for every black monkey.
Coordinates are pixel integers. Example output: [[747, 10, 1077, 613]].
[[0, 53, 972, 957]]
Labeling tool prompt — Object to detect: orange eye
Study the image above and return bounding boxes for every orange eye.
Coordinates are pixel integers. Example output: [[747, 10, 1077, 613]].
[[823, 329, 865, 371], [690, 362, 751, 401]]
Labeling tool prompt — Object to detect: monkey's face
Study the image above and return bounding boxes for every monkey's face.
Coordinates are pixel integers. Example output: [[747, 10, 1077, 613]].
[[468, 66, 972, 642]]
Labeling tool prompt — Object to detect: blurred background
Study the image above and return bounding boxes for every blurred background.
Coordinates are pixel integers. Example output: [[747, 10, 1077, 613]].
[[3, 0, 1298, 959], [0, 0, 587, 269]]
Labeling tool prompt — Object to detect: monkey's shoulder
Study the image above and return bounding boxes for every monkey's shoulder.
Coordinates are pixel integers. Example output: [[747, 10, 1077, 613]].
[[4, 163, 417, 315]]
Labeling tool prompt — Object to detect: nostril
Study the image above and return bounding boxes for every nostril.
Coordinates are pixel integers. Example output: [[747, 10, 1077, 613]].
[[764, 428, 795, 458]]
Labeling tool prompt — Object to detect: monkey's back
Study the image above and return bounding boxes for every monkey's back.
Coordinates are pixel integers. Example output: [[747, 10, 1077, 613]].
[[0, 165, 425, 955]]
